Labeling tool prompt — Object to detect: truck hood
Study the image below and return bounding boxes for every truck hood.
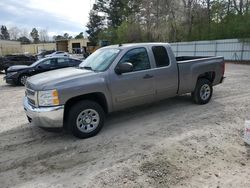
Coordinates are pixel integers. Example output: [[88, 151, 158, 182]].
[[7, 65, 30, 72], [27, 67, 97, 90]]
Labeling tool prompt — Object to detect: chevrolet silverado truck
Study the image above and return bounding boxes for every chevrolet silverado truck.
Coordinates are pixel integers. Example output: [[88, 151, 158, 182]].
[[23, 43, 225, 138]]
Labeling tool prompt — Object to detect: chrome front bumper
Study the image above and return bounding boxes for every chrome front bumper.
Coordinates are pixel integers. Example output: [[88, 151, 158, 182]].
[[23, 97, 64, 128]]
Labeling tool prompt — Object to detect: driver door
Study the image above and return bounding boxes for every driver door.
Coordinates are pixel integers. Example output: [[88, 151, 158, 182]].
[[109, 47, 156, 111]]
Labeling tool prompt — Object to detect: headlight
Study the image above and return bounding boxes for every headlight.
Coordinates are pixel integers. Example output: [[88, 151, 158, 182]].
[[7, 72, 18, 77], [38, 89, 60, 107]]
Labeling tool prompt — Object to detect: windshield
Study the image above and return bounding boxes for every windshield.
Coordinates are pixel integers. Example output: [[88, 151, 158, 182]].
[[79, 48, 120, 72]]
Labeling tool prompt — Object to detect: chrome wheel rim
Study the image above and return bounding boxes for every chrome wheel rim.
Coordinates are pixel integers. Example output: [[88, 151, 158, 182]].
[[200, 84, 211, 101], [20, 75, 28, 85], [76, 109, 100, 133]]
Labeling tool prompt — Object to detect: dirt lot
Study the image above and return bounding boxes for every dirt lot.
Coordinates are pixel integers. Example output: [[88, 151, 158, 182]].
[[0, 63, 250, 188]]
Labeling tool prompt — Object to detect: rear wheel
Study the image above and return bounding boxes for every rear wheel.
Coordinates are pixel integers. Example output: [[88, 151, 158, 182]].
[[67, 100, 105, 139], [192, 78, 213, 104], [19, 74, 29, 86]]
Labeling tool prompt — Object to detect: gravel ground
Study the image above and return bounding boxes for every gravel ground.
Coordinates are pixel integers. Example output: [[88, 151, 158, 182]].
[[0, 63, 250, 188]]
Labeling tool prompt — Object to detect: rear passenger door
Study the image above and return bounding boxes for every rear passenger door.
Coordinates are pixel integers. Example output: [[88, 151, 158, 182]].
[[152, 46, 179, 100], [110, 47, 156, 111]]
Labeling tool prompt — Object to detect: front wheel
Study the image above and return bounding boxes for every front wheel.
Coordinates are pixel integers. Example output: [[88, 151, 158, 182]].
[[192, 78, 213, 105], [19, 74, 29, 86], [67, 100, 105, 139]]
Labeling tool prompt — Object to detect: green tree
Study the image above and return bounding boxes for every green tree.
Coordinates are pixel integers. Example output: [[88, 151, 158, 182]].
[[30, 28, 39, 43], [63, 33, 69, 39], [17, 36, 31, 44], [87, 0, 250, 44], [114, 21, 144, 43], [1, 25, 10, 40], [75, 32, 84, 39], [53, 35, 64, 41], [86, 9, 104, 45], [107, 0, 126, 28]]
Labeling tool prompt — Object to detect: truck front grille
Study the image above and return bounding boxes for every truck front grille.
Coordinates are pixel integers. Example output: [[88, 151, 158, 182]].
[[27, 98, 36, 106], [26, 88, 35, 96], [26, 87, 37, 107]]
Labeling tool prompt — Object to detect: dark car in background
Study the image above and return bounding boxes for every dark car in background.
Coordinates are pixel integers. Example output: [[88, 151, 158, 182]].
[[0, 57, 4, 72], [4, 57, 82, 85], [0, 54, 36, 72]]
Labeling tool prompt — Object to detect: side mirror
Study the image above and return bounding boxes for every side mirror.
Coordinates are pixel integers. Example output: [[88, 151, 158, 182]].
[[115, 62, 133, 75], [36, 64, 46, 69]]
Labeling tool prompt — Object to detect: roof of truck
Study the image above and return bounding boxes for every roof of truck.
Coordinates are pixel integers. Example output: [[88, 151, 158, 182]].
[[102, 42, 171, 50]]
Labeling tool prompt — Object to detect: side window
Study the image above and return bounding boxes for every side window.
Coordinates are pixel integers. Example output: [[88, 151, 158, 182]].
[[118, 48, 150, 72], [57, 58, 69, 66], [152, 46, 170, 67], [40, 58, 57, 66], [69, 59, 81, 66]]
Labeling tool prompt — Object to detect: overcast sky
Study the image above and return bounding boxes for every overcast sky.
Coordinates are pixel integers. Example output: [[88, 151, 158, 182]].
[[0, 0, 94, 37]]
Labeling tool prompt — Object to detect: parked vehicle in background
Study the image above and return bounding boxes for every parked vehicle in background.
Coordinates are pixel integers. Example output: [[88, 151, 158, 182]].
[[36, 50, 56, 60], [4, 57, 82, 85], [0, 57, 4, 72], [23, 43, 225, 139], [45, 51, 69, 58], [0, 54, 36, 73]]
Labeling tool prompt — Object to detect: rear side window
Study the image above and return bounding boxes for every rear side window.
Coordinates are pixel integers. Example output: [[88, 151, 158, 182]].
[[152, 46, 170, 67], [57, 58, 69, 66], [69, 59, 81, 66]]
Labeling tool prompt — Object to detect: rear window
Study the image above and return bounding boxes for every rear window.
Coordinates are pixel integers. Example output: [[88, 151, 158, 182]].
[[69, 59, 81, 66], [152, 46, 170, 67]]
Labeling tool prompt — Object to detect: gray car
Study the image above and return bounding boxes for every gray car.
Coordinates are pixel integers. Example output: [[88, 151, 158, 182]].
[[23, 43, 225, 138]]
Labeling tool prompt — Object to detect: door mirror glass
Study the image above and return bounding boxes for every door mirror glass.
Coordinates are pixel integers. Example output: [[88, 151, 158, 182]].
[[115, 62, 133, 75]]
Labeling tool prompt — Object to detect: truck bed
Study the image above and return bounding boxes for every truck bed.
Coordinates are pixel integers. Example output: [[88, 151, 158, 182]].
[[176, 56, 224, 95]]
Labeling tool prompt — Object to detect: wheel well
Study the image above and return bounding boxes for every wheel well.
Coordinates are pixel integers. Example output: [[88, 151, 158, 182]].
[[18, 73, 30, 85], [63, 92, 108, 125], [18, 73, 30, 79], [197, 72, 215, 83]]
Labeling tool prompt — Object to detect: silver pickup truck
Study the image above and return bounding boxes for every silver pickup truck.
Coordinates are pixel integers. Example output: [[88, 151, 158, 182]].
[[23, 43, 225, 138]]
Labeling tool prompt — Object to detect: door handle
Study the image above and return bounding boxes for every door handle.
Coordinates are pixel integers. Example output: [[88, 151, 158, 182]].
[[143, 74, 154, 79]]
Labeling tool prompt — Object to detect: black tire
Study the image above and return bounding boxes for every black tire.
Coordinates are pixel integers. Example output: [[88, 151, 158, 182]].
[[66, 100, 105, 139], [191, 78, 213, 105], [18, 74, 29, 86]]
